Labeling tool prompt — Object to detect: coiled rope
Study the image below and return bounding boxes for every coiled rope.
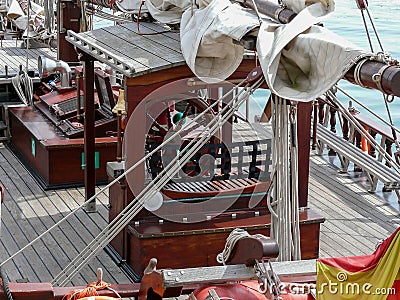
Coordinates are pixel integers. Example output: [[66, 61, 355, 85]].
[[63, 269, 121, 300], [217, 229, 255, 265]]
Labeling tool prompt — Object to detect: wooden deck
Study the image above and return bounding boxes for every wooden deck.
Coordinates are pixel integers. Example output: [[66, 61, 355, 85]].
[[309, 152, 400, 257], [0, 121, 399, 286], [0, 40, 56, 78], [0, 143, 131, 286]]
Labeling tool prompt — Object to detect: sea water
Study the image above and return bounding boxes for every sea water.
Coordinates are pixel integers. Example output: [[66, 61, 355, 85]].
[[249, 0, 400, 130]]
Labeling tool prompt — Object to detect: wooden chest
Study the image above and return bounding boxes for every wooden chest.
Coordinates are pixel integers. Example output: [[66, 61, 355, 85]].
[[126, 208, 324, 276]]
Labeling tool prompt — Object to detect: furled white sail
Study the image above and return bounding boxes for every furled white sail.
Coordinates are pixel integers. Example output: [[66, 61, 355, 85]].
[[180, 0, 259, 83], [257, 1, 368, 101], [179, 0, 370, 101]]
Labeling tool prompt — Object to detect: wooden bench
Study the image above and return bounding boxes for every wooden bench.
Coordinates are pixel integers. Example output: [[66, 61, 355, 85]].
[[157, 139, 272, 199], [317, 123, 400, 195]]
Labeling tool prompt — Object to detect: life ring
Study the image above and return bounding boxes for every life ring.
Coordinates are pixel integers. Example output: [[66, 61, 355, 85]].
[[192, 283, 267, 300], [77, 296, 120, 300], [192, 282, 313, 300]]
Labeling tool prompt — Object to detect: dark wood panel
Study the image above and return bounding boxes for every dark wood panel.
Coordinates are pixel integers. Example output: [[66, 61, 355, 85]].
[[8, 107, 117, 188], [126, 209, 324, 274]]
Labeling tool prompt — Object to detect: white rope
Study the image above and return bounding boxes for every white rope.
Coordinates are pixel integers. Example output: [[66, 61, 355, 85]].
[[216, 228, 251, 265], [289, 105, 300, 260], [0, 77, 248, 272], [269, 95, 300, 261], [54, 80, 262, 285], [54, 80, 261, 285], [53, 77, 264, 286], [43, 0, 55, 34]]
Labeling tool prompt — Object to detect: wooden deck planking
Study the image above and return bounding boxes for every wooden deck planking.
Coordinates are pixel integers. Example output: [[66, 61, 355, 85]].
[[308, 153, 399, 257], [0, 41, 56, 75], [0, 143, 131, 285]]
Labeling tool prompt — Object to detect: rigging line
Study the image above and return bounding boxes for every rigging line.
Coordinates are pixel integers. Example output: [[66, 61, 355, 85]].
[[382, 95, 400, 151], [335, 86, 400, 145], [52, 82, 254, 281], [54, 78, 264, 285], [26, 0, 30, 70], [55, 85, 261, 285], [328, 89, 400, 174], [364, 7, 384, 52], [55, 79, 263, 285], [360, 10, 374, 53], [58, 84, 261, 282], [0, 78, 247, 271]]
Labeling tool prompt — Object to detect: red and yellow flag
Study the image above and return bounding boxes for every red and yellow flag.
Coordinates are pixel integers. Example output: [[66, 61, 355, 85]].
[[316, 227, 400, 299]]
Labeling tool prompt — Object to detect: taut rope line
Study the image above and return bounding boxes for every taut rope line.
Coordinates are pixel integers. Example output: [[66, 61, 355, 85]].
[[53, 77, 264, 286], [0, 78, 247, 270]]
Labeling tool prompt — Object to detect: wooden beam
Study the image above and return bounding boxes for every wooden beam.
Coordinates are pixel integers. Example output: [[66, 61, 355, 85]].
[[83, 55, 96, 212]]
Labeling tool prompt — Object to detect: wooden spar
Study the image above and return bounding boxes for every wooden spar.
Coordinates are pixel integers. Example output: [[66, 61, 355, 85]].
[[240, 0, 296, 23], [240, 0, 400, 97]]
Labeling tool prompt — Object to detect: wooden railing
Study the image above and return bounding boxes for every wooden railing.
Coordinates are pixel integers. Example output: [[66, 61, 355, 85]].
[[314, 96, 400, 199]]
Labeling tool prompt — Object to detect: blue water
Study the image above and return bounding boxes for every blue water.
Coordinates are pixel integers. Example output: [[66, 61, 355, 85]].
[[248, 0, 400, 128]]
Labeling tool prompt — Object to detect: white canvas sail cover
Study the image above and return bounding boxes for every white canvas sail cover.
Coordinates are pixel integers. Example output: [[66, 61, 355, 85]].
[[178, 0, 369, 101], [257, 0, 368, 101], [146, 0, 191, 24], [180, 0, 260, 83]]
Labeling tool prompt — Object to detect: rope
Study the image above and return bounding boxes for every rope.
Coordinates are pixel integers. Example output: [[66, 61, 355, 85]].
[[359, 9, 373, 52], [269, 95, 300, 261], [0, 267, 14, 300], [11, 71, 33, 106], [382, 95, 400, 151], [327, 87, 400, 174], [0, 77, 249, 273], [54, 78, 263, 286], [356, 0, 384, 52], [216, 229, 250, 265], [136, 1, 172, 36], [216, 229, 266, 265], [249, 0, 262, 25], [62, 269, 121, 300], [353, 57, 369, 88], [52, 77, 264, 286], [335, 85, 400, 140]]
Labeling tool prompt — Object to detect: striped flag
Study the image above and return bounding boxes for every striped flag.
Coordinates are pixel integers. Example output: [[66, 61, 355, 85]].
[[317, 227, 400, 299]]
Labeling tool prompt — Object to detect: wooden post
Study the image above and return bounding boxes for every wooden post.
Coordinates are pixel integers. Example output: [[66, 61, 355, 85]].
[[312, 101, 318, 150], [297, 102, 312, 208], [83, 55, 96, 212], [57, 0, 80, 62]]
